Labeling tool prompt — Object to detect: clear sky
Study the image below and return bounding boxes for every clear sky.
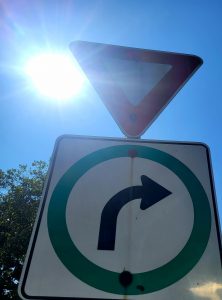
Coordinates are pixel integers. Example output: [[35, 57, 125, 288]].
[[0, 1, 222, 220]]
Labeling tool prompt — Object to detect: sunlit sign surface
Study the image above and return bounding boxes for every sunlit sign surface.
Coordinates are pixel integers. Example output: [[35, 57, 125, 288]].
[[19, 136, 222, 300], [70, 41, 202, 137]]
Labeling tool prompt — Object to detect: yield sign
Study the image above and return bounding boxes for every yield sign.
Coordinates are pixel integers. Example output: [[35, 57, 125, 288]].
[[70, 41, 202, 137]]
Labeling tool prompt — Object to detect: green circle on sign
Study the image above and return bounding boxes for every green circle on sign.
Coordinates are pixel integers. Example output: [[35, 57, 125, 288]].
[[47, 145, 211, 294]]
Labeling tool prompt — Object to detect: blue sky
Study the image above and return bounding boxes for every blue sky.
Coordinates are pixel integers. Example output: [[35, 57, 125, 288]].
[[0, 1, 222, 219]]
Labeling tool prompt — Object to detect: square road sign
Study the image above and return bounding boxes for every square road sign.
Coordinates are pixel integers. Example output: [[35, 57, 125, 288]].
[[19, 135, 222, 300]]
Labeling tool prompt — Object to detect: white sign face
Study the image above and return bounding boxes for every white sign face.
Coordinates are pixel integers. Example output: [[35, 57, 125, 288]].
[[19, 136, 222, 300]]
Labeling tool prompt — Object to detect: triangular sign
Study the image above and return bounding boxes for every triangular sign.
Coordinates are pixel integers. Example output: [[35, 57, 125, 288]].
[[70, 41, 202, 137]]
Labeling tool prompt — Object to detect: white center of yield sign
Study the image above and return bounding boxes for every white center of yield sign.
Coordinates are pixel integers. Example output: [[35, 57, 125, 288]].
[[103, 59, 172, 106], [67, 156, 193, 273]]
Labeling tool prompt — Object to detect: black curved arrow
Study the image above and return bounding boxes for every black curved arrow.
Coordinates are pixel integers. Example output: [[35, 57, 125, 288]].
[[97, 175, 172, 250]]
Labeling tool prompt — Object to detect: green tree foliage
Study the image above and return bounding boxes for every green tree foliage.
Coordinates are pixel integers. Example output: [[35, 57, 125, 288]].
[[0, 161, 48, 299]]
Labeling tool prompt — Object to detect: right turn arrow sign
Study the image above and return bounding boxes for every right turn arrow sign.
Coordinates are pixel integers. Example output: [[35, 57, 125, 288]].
[[97, 175, 172, 251]]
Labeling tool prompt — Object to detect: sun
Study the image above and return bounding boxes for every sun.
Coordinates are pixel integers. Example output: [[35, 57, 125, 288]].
[[25, 52, 85, 101]]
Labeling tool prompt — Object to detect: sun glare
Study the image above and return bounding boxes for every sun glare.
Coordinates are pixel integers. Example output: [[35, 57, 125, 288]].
[[25, 52, 85, 101]]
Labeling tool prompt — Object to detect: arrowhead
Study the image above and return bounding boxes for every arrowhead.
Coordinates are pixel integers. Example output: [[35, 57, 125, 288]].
[[140, 175, 172, 210]]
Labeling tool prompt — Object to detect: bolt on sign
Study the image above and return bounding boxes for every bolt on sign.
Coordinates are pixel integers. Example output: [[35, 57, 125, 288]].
[[19, 135, 222, 300]]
